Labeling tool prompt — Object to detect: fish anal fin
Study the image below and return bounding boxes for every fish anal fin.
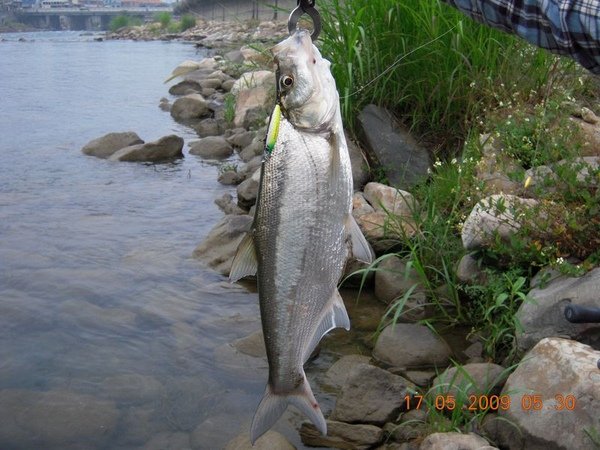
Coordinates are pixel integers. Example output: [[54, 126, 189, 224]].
[[229, 232, 257, 283], [302, 290, 350, 364], [345, 214, 375, 263]]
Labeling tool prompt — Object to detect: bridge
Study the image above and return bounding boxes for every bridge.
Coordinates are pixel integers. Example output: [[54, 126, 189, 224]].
[[15, 7, 172, 31]]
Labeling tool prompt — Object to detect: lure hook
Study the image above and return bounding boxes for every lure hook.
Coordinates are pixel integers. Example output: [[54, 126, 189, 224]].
[[288, 0, 321, 41]]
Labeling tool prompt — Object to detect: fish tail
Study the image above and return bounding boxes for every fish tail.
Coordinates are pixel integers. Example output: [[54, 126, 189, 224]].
[[250, 375, 327, 444]]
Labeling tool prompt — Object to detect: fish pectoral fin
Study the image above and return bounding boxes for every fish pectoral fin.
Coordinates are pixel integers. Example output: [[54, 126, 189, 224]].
[[250, 375, 326, 444], [345, 214, 375, 263], [229, 232, 257, 283], [303, 289, 350, 364]]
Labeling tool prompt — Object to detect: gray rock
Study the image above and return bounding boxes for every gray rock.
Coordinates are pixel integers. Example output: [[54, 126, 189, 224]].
[[238, 155, 263, 179], [517, 267, 600, 352], [231, 70, 274, 95], [188, 136, 233, 159], [373, 324, 453, 369], [353, 192, 375, 216], [192, 214, 252, 276], [357, 104, 430, 189], [431, 363, 507, 397], [239, 138, 264, 162], [323, 354, 372, 390], [456, 253, 487, 285], [0, 389, 118, 448], [159, 98, 171, 111], [168, 80, 202, 95], [218, 169, 244, 186], [300, 420, 383, 449], [330, 363, 414, 424], [226, 130, 255, 148], [419, 432, 495, 450], [347, 135, 371, 190], [109, 135, 184, 162], [400, 370, 436, 387], [234, 86, 273, 129], [170, 94, 211, 121], [374, 255, 423, 303], [224, 49, 244, 63], [221, 79, 235, 92], [198, 78, 222, 90], [81, 131, 143, 159], [224, 430, 294, 450], [236, 168, 261, 209], [214, 193, 246, 215], [192, 118, 221, 137], [496, 338, 600, 450], [383, 419, 427, 443], [363, 182, 417, 217], [142, 431, 191, 450], [461, 194, 539, 251]]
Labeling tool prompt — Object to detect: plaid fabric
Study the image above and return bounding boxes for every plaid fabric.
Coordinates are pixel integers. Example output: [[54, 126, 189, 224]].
[[443, 0, 600, 74]]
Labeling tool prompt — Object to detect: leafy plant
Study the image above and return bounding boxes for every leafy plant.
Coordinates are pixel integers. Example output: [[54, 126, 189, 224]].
[[319, 0, 577, 151], [223, 93, 236, 125], [109, 15, 141, 32], [180, 14, 197, 32], [154, 11, 172, 29]]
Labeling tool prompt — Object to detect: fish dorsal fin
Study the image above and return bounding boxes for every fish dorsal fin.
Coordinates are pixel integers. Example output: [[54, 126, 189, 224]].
[[229, 232, 257, 282], [302, 289, 350, 363], [345, 214, 375, 263]]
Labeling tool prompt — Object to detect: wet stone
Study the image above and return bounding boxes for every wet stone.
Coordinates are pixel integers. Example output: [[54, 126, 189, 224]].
[[223, 430, 295, 450], [323, 354, 372, 390], [331, 363, 414, 425], [300, 420, 383, 450]]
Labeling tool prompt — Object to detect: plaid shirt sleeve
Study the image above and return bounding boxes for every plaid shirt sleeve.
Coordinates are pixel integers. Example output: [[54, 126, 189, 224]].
[[442, 0, 600, 74]]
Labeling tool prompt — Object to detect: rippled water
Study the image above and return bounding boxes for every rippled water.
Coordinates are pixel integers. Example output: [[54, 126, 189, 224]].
[[0, 31, 382, 449]]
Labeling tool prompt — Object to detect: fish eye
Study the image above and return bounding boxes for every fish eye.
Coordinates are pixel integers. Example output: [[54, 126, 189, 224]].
[[280, 75, 294, 89]]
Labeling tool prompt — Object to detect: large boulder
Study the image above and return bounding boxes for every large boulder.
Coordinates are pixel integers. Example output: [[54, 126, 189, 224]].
[[492, 338, 600, 450], [224, 430, 294, 450], [232, 71, 275, 129], [323, 354, 372, 390], [373, 323, 453, 370], [330, 363, 414, 425], [192, 214, 252, 276], [81, 131, 143, 159], [431, 363, 508, 397], [236, 168, 261, 209], [168, 80, 201, 95], [357, 104, 430, 189], [188, 136, 233, 159], [461, 194, 540, 251], [109, 135, 183, 162], [170, 93, 211, 121], [419, 432, 496, 450], [300, 420, 383, 450], [347, 136, 371, 190], [517, 267, 600, 351]]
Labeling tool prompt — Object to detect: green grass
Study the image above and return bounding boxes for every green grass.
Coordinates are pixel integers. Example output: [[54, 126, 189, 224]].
[[109, 15, 142, 32], [154, 11, 172, 29], [319, 0, 575, 151], [180, 14, 197, 32]]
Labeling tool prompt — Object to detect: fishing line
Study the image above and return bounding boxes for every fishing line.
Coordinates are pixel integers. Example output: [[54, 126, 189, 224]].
[[339, 25, 458, 99]]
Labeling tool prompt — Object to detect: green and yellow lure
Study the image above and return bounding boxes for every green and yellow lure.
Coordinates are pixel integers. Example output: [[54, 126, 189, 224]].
[[265, 104, 281, 155]]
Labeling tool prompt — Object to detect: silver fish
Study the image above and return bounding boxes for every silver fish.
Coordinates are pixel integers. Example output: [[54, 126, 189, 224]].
[[230, 29, 373, 444]]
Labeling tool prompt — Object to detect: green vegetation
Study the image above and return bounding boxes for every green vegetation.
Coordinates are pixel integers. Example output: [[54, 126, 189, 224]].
[[109, 15, 142, 32], [223, 93, 236, 125], [330, 1, 599, 371], [180, 14, 197, 32], [154, 11, 172, 29], [319, 0, 577, 150]]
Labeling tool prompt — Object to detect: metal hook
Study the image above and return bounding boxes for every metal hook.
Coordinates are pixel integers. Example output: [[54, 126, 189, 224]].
[[288, 0, 321, 41]]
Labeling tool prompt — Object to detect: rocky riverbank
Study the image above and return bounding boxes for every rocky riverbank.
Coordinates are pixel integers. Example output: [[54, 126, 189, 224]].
[[81, 32, 600, 449]]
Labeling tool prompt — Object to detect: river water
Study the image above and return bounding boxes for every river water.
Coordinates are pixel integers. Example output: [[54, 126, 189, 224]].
[[0, 31, 381, 449]]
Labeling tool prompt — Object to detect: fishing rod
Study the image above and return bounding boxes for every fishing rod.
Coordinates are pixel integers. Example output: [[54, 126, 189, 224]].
[[288, 0, 321, 41], [563, 303, 600, 369]]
